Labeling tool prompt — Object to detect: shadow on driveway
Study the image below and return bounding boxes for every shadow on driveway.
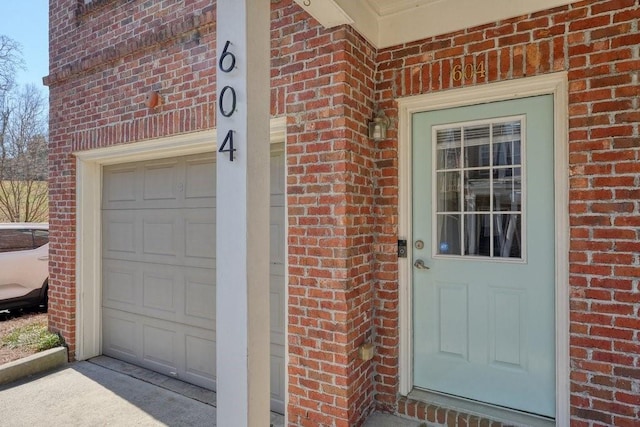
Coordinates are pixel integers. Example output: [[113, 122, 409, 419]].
[[0, 361, 217, 426], [0, 356, 403, 426]]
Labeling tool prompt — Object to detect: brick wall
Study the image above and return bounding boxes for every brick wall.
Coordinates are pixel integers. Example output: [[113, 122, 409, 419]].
[[47, 0, 217, 359], [49, 0, 378, 425], [47, 0, 639, 425], [373, 0, 640, 425], [273, 2, 378, 424]]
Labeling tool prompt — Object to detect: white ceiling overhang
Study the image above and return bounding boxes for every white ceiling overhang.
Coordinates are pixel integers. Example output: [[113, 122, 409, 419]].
[[293, 0, 579, 49]]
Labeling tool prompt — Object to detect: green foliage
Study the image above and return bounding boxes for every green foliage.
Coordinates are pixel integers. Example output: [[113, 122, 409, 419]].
[[1, 322, 62, 352]]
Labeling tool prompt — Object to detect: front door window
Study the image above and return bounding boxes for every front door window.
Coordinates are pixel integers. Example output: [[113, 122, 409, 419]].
[[434, 119, 523, 259]]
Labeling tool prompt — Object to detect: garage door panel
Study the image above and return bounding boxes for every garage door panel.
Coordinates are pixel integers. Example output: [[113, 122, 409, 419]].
[[270, 206, 285, 265], [142, 323, 179, 370], [104, 259, 172, 319], [103, 214, 137, 255], [103, 211, 142, 259], [185, 333, 217, 388], [270, 149, 285, 197], [270, 273, 285, 345], [140, 208, 213, 268], [105, 197, 215, 211], [142, 216, 180, 258], [104, 307, 217, 386], [142, 318, 216, 389], [103, 264, 138, 307], [103, 259, 216, 330], [185, 156, 216, 200], [104, 208, 214, 269], [142, 271, 177, 313], [185, 215, 216, 261], [103, 310, 138, 360], [103, 151, 283, 412], [269, 150, 286, 411], [103, 155, 216, 211], [270, 348, 285, 414], [270, 274, 286, 407], [185, 275, 216, 324], [104, 166, 138, 204], [143, 161, 180, 201]]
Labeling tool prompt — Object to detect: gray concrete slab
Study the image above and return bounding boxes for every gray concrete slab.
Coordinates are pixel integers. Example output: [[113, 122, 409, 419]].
[[0, 361, 216, 426], [88, 356, 284, 427], [90, 356, 217, 407], [0, 356, 419, 427]]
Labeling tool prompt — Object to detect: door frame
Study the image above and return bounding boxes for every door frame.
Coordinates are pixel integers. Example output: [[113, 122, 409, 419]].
[[396, 73, 569, 424], [73, 116, 286, 361]]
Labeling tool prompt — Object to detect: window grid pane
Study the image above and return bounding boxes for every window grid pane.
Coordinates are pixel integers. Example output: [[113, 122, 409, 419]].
[[434, 119, 523, 259]]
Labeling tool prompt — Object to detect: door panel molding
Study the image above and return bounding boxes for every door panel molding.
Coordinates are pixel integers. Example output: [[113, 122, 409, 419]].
[[397, 73, 569, 424]]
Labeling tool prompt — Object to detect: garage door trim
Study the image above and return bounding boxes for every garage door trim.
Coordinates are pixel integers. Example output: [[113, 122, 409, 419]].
[[74, 116, 286, 360]]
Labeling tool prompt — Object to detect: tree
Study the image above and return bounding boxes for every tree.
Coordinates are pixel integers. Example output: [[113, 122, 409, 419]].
[[0, 35, 48, 223], [0, 35, 23, 96], [0, 41, 48, 222]]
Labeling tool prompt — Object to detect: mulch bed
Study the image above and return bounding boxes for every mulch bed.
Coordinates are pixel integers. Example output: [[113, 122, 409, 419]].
[[0, 310, 48, 365]]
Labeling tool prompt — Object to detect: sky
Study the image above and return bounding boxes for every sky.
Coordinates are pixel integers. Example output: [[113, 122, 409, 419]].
[[0, 0, 49, 90]]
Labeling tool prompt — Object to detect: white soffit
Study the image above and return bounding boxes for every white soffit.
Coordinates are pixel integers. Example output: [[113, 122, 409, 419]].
[[366, 0, 443, 17], [296, 0, 580, 49], [292, 0, 354, 28]]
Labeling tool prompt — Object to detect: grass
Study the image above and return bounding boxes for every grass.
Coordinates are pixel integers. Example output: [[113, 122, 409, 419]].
[[1, 322, 62, 352]]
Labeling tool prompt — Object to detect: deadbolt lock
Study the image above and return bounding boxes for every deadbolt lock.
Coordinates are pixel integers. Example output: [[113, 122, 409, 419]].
[[415, 240, 424, 250]]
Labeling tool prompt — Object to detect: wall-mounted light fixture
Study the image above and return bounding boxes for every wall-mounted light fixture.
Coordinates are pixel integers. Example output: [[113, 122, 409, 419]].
[[369, 109, 390, 141]]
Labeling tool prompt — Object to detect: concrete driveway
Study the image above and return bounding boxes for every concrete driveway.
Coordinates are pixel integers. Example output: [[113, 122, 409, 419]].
[[0, 356, 415, 427], [0, 360, 219, 426], [0, 356, 288, 426]]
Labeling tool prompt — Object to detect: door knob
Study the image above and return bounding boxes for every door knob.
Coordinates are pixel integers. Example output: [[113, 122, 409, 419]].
[[414, 259, 430, 270]]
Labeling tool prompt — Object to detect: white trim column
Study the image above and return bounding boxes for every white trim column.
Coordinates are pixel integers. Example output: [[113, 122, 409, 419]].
[[216, 1, 271, 426]]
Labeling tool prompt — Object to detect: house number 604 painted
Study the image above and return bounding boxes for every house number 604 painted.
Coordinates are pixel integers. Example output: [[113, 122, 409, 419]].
[[218, 40, 237, 161]]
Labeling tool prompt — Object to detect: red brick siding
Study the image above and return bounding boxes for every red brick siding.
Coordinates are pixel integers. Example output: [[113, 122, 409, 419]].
[[373, 0, 640, 424], [50, 0, 378, 424], [274, 1, 378, 423], [47, 0, 640, 425], [47, 0, 217, 359], [338, 28, 378, 426], [397, 397, 511, 427]]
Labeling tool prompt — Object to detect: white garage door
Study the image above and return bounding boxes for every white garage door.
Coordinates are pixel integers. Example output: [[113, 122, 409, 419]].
[[101, 149, 286, 412]]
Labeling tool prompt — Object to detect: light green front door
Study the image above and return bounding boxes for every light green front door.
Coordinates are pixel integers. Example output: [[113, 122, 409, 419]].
[[412, 95, 555, 417]]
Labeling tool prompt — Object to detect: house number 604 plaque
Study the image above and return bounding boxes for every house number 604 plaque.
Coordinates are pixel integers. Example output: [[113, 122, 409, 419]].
[[218, 40, 237, 161], [452, 62, 486, 82]]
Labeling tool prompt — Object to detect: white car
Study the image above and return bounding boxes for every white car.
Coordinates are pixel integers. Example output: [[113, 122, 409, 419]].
[[0, 223, 49, 311]]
